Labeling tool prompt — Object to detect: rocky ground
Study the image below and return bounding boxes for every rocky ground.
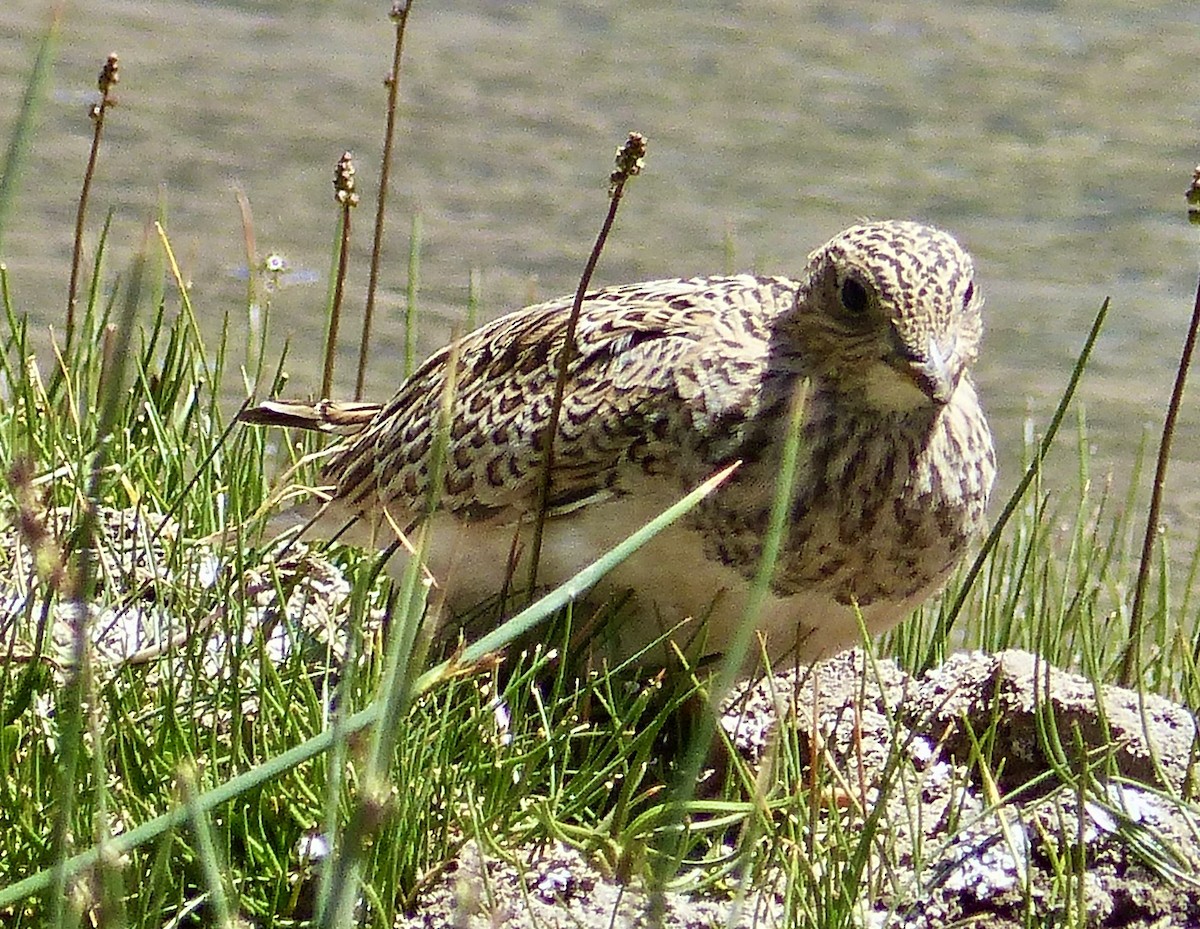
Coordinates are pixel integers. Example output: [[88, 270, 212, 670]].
[[400, 650, 1200, 929]]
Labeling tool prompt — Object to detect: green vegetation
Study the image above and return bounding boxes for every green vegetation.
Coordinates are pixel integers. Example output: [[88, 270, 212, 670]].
[[1, 8, 1199, 929]]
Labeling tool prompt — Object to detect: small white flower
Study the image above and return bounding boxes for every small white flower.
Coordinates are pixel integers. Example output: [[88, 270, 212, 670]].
[[201, 556, 221, 588], [490, 696, 512, 746], [296, 832, 331, 861]]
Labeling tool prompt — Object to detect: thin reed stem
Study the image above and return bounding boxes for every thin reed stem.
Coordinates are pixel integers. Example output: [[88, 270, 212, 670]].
[[525, 132, 646, 595], [1118, 170, 1200, 686], [654, 383, 807, 891], [179, 766, 237, 928], [51, 242, 145, 925], [404, 212, 421, 378], [234, 186, 258, 313], [322, 151, 359, 398], [466, 267, 481, 330], [319, 552, 427, 927], [66, 52, 119, 348], [357, 1, 414, 400]]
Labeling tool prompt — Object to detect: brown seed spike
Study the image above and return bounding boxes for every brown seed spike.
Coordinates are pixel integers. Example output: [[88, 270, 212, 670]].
[[98, 53, 119, 97], [1188, 165, 1200, 226], [333, 151, 359, 207], [610, 132, 647, 196]]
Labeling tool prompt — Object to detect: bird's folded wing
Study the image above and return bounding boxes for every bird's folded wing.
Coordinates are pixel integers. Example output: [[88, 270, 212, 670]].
[[325, 283, 762, 523]]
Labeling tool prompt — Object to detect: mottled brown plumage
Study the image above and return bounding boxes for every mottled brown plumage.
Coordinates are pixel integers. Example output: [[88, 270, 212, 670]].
[[243, 220, 995, 668]]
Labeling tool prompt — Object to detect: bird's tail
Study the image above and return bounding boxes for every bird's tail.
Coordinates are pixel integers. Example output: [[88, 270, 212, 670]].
[[237, 399, 381, 436]]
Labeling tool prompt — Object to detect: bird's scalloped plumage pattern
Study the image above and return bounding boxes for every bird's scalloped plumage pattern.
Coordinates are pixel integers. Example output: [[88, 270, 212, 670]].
[[246, 220, 996, 666]]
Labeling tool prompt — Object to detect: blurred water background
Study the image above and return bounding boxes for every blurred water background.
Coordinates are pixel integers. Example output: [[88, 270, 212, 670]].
[[2, 0, 1199, 546]]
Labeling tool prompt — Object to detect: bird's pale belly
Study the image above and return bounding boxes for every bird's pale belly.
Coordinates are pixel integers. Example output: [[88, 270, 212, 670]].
[[332, 478, 952, 671]]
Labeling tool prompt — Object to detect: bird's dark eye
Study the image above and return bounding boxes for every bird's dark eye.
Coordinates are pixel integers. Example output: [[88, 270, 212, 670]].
[[963, 281, 975, 307], [839, 278, 869, 315]]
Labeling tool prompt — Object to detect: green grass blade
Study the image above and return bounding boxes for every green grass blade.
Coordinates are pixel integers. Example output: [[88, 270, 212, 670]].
[[414, 461, 737, 687], [0, 7, 60, 255], [921, 297, 1109, 671]]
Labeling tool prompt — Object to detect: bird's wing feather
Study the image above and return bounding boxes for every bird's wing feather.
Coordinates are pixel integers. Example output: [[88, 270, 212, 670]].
[[323, 275, 794, 524]]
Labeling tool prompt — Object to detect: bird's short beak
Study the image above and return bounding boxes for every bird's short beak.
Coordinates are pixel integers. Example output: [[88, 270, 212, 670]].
[[910, 334, 955, 405]]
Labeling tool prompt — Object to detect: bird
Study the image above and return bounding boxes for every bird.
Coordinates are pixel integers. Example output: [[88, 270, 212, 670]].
[[240, 220, 996, 671]]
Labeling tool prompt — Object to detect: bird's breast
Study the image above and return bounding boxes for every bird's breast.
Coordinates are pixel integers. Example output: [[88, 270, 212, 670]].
[[693, 383, 994, 611]]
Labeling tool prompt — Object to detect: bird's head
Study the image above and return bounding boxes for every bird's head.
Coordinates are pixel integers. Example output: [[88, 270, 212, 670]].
[[789, 220, 982, 414]]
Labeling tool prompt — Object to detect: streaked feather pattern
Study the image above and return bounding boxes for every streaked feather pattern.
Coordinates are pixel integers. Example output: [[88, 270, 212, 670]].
[[241, 221, 996, 667]]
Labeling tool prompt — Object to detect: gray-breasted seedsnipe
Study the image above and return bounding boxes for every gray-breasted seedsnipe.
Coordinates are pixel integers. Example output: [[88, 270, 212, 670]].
[[242, 220, 996, 669]]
